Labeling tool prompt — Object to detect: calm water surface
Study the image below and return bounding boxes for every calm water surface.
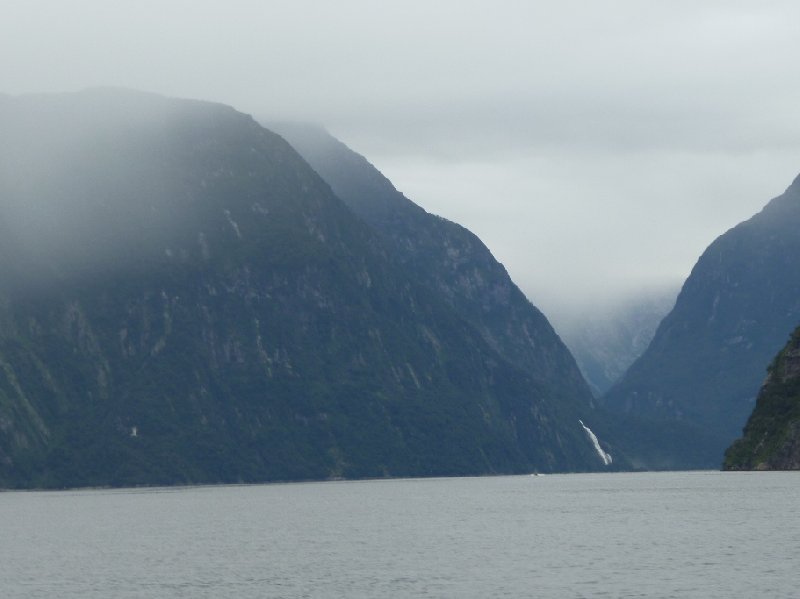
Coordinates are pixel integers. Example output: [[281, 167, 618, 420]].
[[1, 471, 797, 598]]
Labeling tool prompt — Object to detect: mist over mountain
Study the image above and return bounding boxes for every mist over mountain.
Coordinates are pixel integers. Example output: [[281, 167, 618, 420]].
[[0, 90, 611, 488], [603, 175, 800, 467], [556, 286, 679, 396]]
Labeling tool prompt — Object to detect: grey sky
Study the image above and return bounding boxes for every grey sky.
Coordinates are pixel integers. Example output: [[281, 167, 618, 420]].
[[3, 1, 800, 323]]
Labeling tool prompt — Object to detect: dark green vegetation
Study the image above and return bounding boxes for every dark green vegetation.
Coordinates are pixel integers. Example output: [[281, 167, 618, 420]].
[[724, 326, 800, 470], [603, 175, 800, 468], [0, 90, 610, 488]]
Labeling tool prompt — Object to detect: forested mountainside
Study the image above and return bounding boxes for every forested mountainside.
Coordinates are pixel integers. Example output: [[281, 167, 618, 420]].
[[0, 90, 610, 488], [603, 174, 800, 467], [724, 326, 800, 470]]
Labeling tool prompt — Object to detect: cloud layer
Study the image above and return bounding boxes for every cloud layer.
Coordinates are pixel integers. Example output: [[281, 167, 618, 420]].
[[3, 1, 800, 322]]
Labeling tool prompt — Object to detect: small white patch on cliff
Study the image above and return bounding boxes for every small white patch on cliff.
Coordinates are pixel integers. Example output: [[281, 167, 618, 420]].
[[224, 209, 242, 238], [579, 420, 612, 466]]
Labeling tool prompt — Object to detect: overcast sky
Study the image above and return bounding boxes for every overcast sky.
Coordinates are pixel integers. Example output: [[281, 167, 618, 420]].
[[3, 1, 800, 324]]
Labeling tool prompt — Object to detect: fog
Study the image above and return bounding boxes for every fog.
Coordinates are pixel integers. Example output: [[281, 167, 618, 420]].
[[3, 1, 800, 323], [0, 91, 237, 287]]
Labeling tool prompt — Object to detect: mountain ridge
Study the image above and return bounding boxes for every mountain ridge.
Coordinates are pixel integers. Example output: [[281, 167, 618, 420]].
[[267, 122, 596, 413]]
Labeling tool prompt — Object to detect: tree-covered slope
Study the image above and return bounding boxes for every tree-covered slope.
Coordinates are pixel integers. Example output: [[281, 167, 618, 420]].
[[724, 326, 800, 470], [603, 175, 800, 467], [0, 90, 607, 488]]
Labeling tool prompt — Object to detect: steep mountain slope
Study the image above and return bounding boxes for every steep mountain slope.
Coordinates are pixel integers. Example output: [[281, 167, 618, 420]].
[[603, 175, 800, 467], [724, 326, 800, 470], [557, 287, 678, 396], [0, 90, 607, 488], [267, 123, 596, 417]]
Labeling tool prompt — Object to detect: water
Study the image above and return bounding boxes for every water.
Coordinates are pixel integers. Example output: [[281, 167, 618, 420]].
[[1, 471, 797, 598]]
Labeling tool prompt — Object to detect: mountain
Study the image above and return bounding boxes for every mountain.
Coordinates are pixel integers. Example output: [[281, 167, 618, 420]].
[[0, 90, 608, 488], [266, 122, 597, 413], [603, 175, 800, 467], [724, 326, 800, 470], [556, 286, 678, 396]]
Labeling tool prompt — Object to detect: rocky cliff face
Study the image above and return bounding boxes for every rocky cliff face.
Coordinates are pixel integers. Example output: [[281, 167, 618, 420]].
[[0, 90, 608, 488], [603, 174, 800, 467], [724, 326, 800, 470]]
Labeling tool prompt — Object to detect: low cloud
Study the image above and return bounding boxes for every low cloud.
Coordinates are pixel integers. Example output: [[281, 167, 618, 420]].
[[3, 0, 800, 324]]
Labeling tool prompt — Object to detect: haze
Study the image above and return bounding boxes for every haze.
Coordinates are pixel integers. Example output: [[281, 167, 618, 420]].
[[3, 1, 800, 325]]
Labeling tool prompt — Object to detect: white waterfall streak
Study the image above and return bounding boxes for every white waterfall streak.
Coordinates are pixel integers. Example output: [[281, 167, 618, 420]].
[[579, 420, 613, 466]]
